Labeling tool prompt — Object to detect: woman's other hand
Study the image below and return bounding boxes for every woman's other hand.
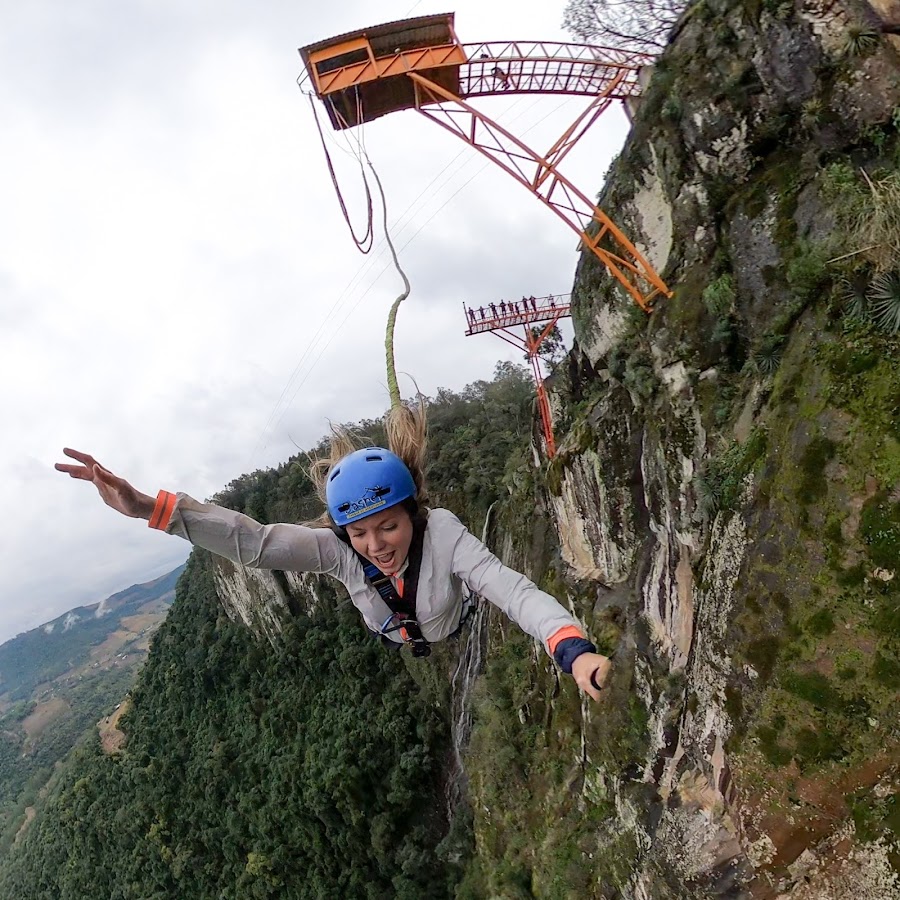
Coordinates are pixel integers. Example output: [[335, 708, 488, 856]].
[[571, 652, 612, 702], [55, 448, 156, 520]]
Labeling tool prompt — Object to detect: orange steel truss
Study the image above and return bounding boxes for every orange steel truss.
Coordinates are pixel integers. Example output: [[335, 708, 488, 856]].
[[410, 70, 668, 310], [304, 39, 648, 107], [463, 293, 572, 457], [299, 15, 672, 310]]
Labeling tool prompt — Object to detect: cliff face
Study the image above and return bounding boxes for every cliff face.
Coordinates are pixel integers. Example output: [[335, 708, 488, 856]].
[[488, 0, 900, 896]]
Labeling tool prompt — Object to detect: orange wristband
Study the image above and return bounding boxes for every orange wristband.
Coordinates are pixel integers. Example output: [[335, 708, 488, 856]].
[[148, 490, 177, 531], [547, 624, 585, 655]]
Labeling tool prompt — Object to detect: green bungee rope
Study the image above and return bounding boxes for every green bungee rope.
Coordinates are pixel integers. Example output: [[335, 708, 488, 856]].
[[366, 156, 410, 411]]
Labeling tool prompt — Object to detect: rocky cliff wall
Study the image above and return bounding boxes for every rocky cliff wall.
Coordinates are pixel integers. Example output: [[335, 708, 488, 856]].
[[515, 0, 900, 896]]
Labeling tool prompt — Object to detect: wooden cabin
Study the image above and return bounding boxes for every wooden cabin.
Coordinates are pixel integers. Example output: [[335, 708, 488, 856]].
[[299, 14, 468, 129]]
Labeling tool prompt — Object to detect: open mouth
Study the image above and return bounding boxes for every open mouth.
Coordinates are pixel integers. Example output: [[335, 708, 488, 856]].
[[373, 551, 394, 568]]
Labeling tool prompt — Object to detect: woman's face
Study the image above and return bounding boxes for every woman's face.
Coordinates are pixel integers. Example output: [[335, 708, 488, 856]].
[[346, 505, 414, 575]]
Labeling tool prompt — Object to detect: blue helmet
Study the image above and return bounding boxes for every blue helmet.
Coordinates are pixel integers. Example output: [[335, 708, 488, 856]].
[[326, 447, 417, 528]]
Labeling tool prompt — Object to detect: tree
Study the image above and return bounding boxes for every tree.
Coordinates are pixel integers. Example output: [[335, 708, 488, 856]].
[[562, 0, 687, 54], [525, 325, 566, 367]]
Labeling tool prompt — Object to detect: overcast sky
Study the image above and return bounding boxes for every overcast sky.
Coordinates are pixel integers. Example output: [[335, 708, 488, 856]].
[[1, 0, 630, 643]]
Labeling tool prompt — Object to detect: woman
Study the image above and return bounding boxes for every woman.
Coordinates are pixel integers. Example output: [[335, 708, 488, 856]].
[[56, 439, 611, 700]]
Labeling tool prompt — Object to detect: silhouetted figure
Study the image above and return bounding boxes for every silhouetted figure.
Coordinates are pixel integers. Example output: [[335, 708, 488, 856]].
[[500, 301, 507, 315], [467, 308, 475, 325], [549, 295, 556, 308], [530, 296, 537, 311], [489, 302, 497, 317], [478, 306, 486, 320], [491, 65, 510, 88]]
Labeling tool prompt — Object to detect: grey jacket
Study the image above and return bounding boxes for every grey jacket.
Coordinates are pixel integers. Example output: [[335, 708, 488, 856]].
[[161, 494, 582, 653]]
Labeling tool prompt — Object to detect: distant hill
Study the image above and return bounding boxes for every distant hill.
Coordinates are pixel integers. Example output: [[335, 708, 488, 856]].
[[0, 566, 183, 855], [0, 566, 182, 704]]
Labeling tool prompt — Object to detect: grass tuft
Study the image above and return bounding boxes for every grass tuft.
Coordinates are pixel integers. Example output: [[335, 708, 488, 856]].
[[867, 271, 900, 334], [842, 24, 880, 58]]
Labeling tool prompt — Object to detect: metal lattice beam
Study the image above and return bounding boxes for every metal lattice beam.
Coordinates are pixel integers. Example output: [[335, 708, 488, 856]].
[[486, 318, 566, 458], [301, 40, 652, 101], [410, 71, 669, 310], [462, 293, 572, 457], [458, 41, 651, 99]]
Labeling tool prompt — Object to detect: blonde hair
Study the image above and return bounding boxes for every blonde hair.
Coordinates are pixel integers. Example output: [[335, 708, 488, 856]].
[[307, 397, 429, 527]]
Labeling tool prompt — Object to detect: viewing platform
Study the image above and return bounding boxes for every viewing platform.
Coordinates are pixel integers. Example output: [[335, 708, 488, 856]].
[[463, 293, 571, 335]]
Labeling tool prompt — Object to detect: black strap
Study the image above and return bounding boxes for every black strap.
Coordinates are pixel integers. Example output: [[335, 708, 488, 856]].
[[335, 513, 431, 657]]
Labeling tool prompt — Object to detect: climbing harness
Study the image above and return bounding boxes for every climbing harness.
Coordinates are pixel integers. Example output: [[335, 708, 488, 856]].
[[446, 589, 479, 641], [335, 513, 431, 657]]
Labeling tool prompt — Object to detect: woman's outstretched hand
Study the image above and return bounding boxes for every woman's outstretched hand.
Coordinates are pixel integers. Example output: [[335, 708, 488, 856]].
[[55, 448, 156, 520], [571, 652, 612, 702]]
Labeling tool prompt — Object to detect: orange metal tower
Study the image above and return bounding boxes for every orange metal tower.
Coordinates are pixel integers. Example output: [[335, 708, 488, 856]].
[[464, 293, 572, 457], [299, 13, 672, 311]]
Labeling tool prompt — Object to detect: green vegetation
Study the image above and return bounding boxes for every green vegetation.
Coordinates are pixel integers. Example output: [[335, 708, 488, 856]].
[[841, 24, 881, 59], [822, 162, 900, 275], [806, 608, 835, 637], [702, 273, 736, 317], [750, 333, 786, 375], [0, 568, 180, 859], [785, 241, 830, 304], [873, 652, 900, 688], [758, 717, 792, 767], [459, 620, 647, 897], [622, 348, 658, 403], [868, 271, 900, 333], [796, 434, 837, 506], [800, 97, 824, 132], [849, 789, 900, 842], [700, 272, 744, 369], [860, 490, 900, 570], [781, 670, 842, 711], [762, 0, 793, 19], [695, 428, 768, 518], [426, 361, 535, 524], [0, 665, 136, 854], [0, 701, 36, 727], [732, 320, 900, 779], [818, 318, 900, 443], [746, 636, 782, 680]]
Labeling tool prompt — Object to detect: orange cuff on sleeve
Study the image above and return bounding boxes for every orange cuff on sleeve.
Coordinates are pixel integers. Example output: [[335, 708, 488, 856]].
[[148, 490, 177, 531], [547, 624, 585, 655]]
